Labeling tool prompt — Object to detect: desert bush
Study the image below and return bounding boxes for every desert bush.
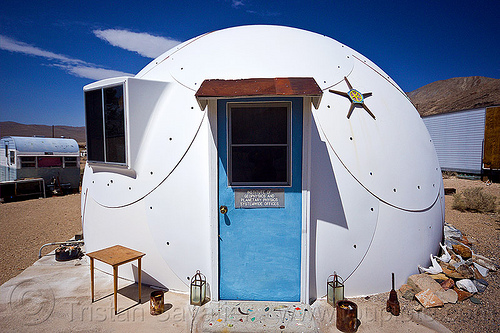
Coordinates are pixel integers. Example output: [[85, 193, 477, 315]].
[[442, 171, 457, 179], [452, 187, 497, 213]]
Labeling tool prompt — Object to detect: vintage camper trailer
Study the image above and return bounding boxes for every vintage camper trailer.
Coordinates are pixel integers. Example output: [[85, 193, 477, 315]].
[[82, 25, 444, 302], [0, 136, 80, 199], [423, 106, 500, 180]]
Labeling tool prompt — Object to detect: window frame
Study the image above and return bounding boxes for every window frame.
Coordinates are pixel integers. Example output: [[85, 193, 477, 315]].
[[227, 101, 292, 187], [20, 156, 36, 168], [64, 156, 78, 168], [9, 150, 15, 165], [84, 83, 127, 166]]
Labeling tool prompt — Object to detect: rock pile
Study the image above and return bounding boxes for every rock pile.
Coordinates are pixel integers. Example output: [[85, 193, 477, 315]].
[[400, 222, 498, 309]]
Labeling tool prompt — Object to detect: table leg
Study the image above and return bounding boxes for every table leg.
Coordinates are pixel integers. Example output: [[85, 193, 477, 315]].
[[113, 265, 118, 315], [138, 258, 142, 303], [90, 257, 94, 303]]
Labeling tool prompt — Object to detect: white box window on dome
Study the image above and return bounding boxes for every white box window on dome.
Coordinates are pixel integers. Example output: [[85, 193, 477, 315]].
[[85, 85, 126, 165]]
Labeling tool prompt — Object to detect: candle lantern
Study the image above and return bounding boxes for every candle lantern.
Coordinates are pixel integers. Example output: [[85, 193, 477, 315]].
[[327, 272, 344, 306], [190, 270, 207, 306]]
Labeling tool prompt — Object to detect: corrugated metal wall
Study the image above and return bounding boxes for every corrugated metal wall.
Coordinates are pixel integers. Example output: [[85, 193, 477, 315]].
[[422, 108, 485, 174]]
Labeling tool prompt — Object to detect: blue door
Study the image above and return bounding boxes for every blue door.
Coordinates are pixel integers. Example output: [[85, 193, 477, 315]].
[[218, 97, 303, 301]]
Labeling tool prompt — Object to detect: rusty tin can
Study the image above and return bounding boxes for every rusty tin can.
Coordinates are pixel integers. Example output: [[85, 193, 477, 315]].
[[150, 290, 164, 315], [336, 300, 358, 332]]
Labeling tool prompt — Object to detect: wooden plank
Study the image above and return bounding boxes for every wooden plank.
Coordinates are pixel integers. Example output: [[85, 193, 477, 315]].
[[483, 106, 500, 170]]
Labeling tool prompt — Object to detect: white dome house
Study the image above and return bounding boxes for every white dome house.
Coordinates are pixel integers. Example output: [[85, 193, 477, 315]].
[[82, 25, 444, 303]]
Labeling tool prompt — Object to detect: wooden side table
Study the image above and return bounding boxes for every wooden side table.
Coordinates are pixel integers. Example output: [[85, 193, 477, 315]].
[[87, 245, 146, 314]]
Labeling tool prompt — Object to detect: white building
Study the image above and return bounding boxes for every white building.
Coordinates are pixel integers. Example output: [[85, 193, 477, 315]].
[[82, 25, 444, 302]]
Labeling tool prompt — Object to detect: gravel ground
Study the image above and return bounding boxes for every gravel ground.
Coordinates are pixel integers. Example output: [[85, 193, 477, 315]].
[[420, 177, 500, 333], [0, 178, 498, 332], [0, 193, 82, 285]]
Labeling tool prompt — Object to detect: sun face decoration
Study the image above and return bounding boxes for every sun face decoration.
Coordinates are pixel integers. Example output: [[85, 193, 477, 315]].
[[329, 77, 376, 120]]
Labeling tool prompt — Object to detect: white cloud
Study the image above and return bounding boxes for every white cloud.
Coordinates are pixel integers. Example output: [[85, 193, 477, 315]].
[[0, 35, 84, 65], [231, 0, 245, 8], [93, 29, 181, 58], [52, 64, 133, 80], [0, 34, 133, 80]]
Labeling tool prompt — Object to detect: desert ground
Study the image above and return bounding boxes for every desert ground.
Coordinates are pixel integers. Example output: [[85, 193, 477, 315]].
[[0, 177, 498, 332]]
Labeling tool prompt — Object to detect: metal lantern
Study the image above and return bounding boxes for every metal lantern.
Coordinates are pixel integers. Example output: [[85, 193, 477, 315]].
[[327, 272, 344, 306], [190, 270, 207, 306]]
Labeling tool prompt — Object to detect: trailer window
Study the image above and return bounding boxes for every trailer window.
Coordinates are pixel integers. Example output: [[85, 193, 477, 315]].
[[9, 151, 15, 165], [64, 156, 78, 167], [85, 84, 126, 165], [20, 156, 36, 168], [38, 156, 62, 167]]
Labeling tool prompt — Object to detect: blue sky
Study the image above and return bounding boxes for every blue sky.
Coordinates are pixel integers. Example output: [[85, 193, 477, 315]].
[[1, 0, 499, 127]]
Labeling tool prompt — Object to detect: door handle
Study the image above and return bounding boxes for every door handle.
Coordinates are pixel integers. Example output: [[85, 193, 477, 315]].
[[219, 205, 228, 214]]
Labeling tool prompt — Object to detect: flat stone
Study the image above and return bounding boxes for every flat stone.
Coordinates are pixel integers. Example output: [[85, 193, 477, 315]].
[[455, 264, 474, 279], [428, 273, 448, 281], [399, 284, 416, 300], [415, 289, 444, 308], [461, 235, 473, 246], [435, 289, 458, 304], [440, 278, 455, 290], [439, 262, 462, 279], [472, 254, 498, 272], [407, 274, 443, 294], [456, 279, 478, 293], [399, 284, 413, 293], [439, 261, 473, 279], [473, 279, 488, 293], [447, 249, 462, 262], [473, 262, 489, 277], [453, 286, 473, 302], [444, 223, 462, 240], [470, 296, 481, 304], [452, 244, 472, 259]]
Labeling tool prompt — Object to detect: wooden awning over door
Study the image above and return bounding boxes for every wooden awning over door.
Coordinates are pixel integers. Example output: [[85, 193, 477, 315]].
[[195, 77, 323, 110]]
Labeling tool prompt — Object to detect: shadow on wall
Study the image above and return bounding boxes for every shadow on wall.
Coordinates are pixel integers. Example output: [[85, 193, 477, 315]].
[[309, 116, 348, 301], [132, 264, 170, 291]]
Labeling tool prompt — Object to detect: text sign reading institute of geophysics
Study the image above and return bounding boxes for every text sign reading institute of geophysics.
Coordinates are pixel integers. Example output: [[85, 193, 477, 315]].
[[234, 189, 285, 208]]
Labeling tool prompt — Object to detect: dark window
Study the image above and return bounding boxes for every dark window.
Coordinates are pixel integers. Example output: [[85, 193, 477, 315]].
[[85, 85, 126, 164], [9, 151, 15, 165], [229, 103, 290, 186], [104, 86, 125, 163], [20, 156, 36, 168], [38, 156, 62, 167], [64, 156, 78, 168], [85, 89, 104, 162]]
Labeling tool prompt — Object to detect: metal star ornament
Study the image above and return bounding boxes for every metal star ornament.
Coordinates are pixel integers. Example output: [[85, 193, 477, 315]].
[[329, 77, 376, 120]]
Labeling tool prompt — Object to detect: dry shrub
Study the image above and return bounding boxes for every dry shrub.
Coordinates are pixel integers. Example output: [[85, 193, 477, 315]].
[[442, 171, 457, 179], [452, 187, 497, 213]]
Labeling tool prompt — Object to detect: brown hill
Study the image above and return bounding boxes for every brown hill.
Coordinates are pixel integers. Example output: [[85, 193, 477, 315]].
[[408, 76, 500, 117], [0, 121, 86, 143]]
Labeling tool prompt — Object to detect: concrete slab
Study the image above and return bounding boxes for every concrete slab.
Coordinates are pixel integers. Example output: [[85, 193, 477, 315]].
[[0, 251, 452, 332], [0, 253, 191, 332]]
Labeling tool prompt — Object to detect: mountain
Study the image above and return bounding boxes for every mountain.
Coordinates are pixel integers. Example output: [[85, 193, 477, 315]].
[[408, 76, 500, 117], [0, 122, 86, 143]]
